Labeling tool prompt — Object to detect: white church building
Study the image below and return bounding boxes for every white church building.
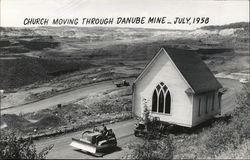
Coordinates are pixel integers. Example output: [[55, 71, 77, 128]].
[[132, 47, 223, 127]]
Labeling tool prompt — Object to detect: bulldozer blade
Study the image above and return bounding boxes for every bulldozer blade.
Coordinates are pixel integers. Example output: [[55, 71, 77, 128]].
[[70, 138, 97, 153]]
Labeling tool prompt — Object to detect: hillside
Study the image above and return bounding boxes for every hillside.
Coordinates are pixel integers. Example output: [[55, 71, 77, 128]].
[[201, 22, 249, 30], [0, 22, 249, 90]]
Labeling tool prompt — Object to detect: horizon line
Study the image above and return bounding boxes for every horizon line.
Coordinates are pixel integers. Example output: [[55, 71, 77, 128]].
[[0, 21, 249, 31]]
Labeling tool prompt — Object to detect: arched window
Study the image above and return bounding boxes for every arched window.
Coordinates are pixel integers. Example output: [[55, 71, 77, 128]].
[[159, 91, 164, 113], [165, 91, 171, 114], [152, 82, 171, 114], [152, 90, 157, 112]]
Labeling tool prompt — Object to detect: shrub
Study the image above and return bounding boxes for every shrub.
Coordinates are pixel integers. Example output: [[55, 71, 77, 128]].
[[129, 136, 174, 160], [216, 140, 250, 159], [205, 122, 241, 156], [0, 131, 53, 159]]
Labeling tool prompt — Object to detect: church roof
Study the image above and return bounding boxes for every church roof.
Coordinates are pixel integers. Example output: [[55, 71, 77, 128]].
[[163, 47, 222, 94], [135, 47, 222, 94]]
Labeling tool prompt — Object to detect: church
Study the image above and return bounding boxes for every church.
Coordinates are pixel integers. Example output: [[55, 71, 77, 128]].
[[132, 47, 223, 127]]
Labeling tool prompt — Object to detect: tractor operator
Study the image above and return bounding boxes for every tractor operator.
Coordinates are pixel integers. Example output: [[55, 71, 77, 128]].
[[101, 124, 108, 135], [95, 124, 108, 144]]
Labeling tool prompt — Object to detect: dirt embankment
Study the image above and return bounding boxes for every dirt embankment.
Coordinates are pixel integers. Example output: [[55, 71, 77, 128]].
[[1, 86, 133, 139]]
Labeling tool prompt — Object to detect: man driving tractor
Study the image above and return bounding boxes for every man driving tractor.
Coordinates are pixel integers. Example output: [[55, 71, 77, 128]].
[[95, 124, 108, 144]]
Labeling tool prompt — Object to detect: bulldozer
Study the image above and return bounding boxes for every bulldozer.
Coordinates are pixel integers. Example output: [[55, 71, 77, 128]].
[[114, 80, 130, 87], [70, 127, 117, 157]]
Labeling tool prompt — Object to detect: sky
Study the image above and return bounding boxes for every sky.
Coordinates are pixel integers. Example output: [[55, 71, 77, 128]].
[[1, 0, 249, 29]]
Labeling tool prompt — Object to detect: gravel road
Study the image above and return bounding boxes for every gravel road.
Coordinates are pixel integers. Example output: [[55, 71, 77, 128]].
[[1, 81, 115, 115]]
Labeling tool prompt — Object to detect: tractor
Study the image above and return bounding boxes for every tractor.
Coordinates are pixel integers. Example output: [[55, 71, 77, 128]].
[[70, 126, 117, 157], [114, 80, 130, 87]]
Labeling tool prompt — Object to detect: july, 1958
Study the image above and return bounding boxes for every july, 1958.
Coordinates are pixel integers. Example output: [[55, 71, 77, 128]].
[[173, 17, 210, 25]]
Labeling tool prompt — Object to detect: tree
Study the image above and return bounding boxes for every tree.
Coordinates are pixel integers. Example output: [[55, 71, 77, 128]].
[[142, 99, 150, 127], [0, 131, 53, 159]]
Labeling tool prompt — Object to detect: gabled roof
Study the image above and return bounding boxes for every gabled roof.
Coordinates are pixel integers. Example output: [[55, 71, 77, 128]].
[[135, 47, 222, 94]]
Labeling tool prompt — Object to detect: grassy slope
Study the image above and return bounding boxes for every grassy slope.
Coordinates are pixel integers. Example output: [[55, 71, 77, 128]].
[[216, 140, 250, 159]]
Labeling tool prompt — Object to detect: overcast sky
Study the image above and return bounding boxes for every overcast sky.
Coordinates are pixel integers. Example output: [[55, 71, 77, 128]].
[[1, 0, 249, 29]]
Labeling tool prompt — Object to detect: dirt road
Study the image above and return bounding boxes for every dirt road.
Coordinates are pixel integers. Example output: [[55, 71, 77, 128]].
[[218, 78, 243, 114], [34, 78, 242, 159], [1, 81, 115, 115], [35, 119, 137, 159]]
